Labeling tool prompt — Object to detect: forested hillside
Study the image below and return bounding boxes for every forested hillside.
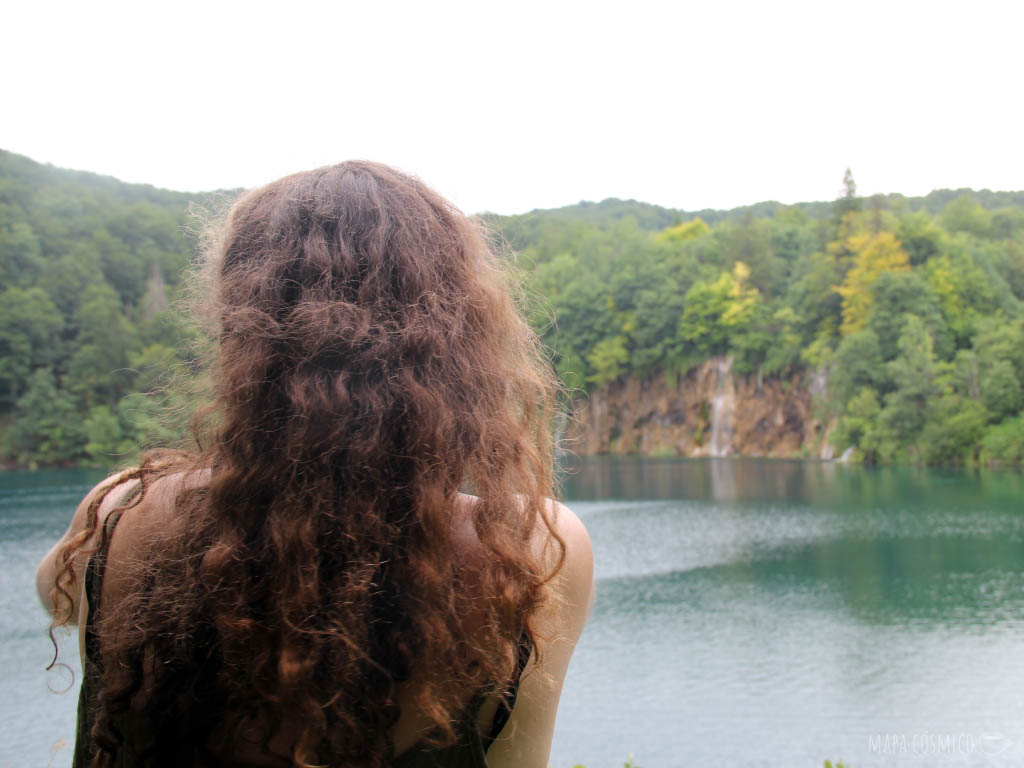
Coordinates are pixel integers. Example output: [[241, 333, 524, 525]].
[[2, 150, 1024, 467], [508, 172, 1024, 465], [0, 150, 205, 467]]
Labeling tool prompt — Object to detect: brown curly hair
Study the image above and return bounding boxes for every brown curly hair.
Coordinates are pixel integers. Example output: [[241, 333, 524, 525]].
[[50, 161, 563, 767]]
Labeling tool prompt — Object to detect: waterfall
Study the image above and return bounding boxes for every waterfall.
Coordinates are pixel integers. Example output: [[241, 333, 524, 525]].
[[708, 356, 735, 457], [709, 394, 732, 457], [554, 408, 569, 456]]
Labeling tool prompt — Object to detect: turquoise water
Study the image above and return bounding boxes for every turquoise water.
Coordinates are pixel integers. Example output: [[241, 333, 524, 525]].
[[4, 460, 1024, 767], [1, 468, 105, 768], [551, 458, 1024, 767]]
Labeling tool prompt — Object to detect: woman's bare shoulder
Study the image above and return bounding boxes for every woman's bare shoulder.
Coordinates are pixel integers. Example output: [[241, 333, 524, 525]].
[[36, 468, 144, 621], [452, 493, 593, 622], [103, 468, 210, 556], [545, 499, 594, 622], [468, 496, 593, 768]]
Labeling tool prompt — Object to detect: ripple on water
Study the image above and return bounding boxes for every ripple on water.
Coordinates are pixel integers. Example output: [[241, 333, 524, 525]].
[[7, 463, 1024, 768]]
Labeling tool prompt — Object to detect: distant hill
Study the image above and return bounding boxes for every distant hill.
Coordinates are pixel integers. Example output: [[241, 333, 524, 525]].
[[487, 189, 1024, 250], [0, 149, 200, 209], [5, 146, 1022, 237], [3, 147, 1024, 467]]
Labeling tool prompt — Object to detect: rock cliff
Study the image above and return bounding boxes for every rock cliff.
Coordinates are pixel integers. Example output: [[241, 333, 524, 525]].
[[565, 357, 835, 458]]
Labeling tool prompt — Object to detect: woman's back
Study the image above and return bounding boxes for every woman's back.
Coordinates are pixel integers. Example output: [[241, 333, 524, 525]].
[[68, 474, 590, 767], [39, 162, 593, 768]]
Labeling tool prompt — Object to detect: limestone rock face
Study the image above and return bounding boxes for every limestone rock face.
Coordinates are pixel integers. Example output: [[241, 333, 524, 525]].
[[565, 357, 833, 458]]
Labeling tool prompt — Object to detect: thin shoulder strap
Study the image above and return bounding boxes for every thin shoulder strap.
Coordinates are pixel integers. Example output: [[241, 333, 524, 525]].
[[74, 484, 139, 768], [83, 483, 140, 659], [483, 632, 534, 750]]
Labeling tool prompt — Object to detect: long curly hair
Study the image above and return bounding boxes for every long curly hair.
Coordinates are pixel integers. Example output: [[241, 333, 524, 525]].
[[50, 161, 563, 767]]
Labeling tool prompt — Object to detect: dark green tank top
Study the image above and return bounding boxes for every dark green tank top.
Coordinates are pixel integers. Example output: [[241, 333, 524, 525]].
[[72, 508, 527, 768]]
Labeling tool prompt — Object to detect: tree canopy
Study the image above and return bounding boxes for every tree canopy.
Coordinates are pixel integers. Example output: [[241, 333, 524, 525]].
[[3, 151, 1024, 467]]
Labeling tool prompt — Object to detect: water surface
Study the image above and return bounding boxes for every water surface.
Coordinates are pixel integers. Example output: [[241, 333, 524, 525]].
[[4, 460, 1024, 767], [551, 458, 1024, 767]]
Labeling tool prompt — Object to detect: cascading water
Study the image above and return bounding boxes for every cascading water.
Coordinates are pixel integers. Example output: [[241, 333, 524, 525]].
[[554, 408, 569, 456], [708, 356, 735, 457]]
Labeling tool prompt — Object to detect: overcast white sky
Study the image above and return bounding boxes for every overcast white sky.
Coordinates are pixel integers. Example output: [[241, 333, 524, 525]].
[[4, 0, 1022, 215]]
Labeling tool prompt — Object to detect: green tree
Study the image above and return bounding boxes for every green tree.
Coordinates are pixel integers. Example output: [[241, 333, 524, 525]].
[[38, 246, 103, 320], [896, 210, 944, 265], [980, 416, 1024, 465], [880, 315, 943, 446], [0, 221, 43, 286], [555, 352, 588, 393], [940, 195, 993, 238], [587, 336, 630, 388], [921, 396, 988, 464], [756, 306, 803, 376], [4, 368, 85, 467], [836, 387, 899, 463], [951, 349, 981, 400], [981, 360, 1023, 421], [82, 405, 136, 466], [971, 316, 1024, 384], [0, 286, 63, 404], [67, 283, 141, 406], [677, 262, 759, 358], [830, 329, 885, 407], [94, 229, 148, 305], [867, 271, 951, 361], [630, 273, 686, 377]]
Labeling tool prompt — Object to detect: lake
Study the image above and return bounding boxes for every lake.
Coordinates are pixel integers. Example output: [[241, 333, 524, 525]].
[[4, 459, 1024, 767]]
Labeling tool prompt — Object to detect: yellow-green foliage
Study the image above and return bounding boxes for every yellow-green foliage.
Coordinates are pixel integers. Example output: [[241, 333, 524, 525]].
[[5, 150, 1024, 468], [836, 231, 910, 335], [655, 217, 710, 243]]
